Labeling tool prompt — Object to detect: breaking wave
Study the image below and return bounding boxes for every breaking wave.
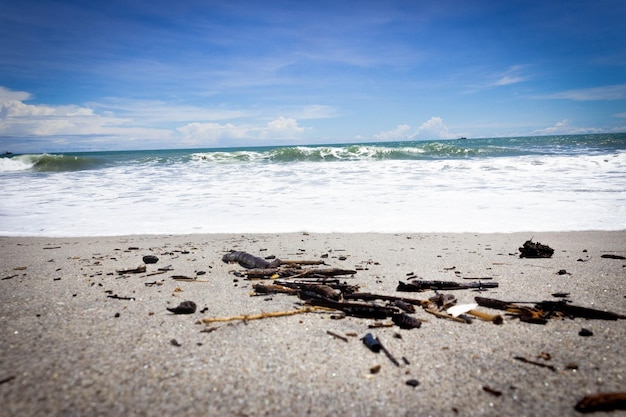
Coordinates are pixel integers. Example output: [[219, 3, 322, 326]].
[[0, 153, 104, 173]]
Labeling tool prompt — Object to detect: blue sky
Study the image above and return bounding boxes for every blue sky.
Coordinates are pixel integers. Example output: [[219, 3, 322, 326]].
[[1, 0, 625, 152]]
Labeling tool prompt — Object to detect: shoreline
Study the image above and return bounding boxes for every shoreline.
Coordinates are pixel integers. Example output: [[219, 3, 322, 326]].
[[1, 231, 625, 416]]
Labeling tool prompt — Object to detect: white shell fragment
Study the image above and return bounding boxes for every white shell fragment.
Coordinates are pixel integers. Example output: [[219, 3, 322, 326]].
[[447, 303, 478, 317]]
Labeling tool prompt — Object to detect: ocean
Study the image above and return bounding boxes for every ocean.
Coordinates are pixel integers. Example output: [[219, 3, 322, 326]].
[[1, 134, 625, 237]]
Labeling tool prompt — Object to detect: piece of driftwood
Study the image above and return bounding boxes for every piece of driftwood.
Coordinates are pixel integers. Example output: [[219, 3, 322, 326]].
[[343, 292, 429, 307], [305, 296, 399, 319], [519, 239, 554, 258], [391, 312, 423, 329], [253, 280, 359, 298], [475, 296, 547, 324], [171, 276, 209, 282], [514, 356, 556, 372], [574, 392, 626, 413], [535, 300, 626, 320], [279, 259, 327, 266], [275, 279, 360, 294], [326, 330, 349, 342], [476, 296, 626, 323], [397, 280, 498, 292], [251, 283, 298, 295], [201, 306, 328, 324], [115, 265, 146, 274], [288, 267, 357, 278], [601, 254, 626, 260], [244, 268, 280, 278], [245, 267, 357, 279]]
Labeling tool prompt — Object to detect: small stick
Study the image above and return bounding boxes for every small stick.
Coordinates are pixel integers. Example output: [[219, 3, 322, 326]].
[[146, 270, 167, 276], [326, 330, 349, 342], [514, 356, 556, 372], [0, 375, 16, 385], [200, 306, 328, 324], [115, 265, 146, 274], [172, 276, 209, 282], [107, 294, 136, 301], [377, 337, 400, 367], [343, 292, 429, 307]]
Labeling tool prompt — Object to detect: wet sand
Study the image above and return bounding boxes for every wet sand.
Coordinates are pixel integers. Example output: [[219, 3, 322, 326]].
[[1, 231, 625, 416]]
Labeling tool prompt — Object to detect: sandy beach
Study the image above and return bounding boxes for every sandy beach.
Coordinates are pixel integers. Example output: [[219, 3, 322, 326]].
[[1, 231, 625, 417]]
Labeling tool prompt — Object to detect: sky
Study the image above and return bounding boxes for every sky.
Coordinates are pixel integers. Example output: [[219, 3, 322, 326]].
[[1, 0, 626, 152]]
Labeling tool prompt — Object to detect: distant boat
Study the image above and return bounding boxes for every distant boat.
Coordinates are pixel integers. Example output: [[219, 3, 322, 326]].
[[458, 137, 467, 140], [2, 151, 12, 155]]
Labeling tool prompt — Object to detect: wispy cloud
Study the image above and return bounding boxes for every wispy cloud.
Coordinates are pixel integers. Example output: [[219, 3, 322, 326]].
[[531, 118, 618, 135], [538, 84, 626, 101], [463, 65, 530, 93], [490, 65, 530, 87]]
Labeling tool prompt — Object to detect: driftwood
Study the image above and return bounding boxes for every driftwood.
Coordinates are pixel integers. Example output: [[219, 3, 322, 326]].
[[115, 265, 146, 274], [305, 296, 399, 319], [519, 239, 554, 258], [475, 296, 626, 323], [343, 292, 429, 307], [274, 279, 359, 294], [251, 283, 298, 295], [601, 254, 626, 260], [245, 268, 280, 278], [200, 306, 328, 324], [278, 259, 327, 266], [246, 267, 357, 279], [575, 392, 626, 413], [475, 296, 548, 324], [397, 280, 498, 292], [535, 300, 626, 320]]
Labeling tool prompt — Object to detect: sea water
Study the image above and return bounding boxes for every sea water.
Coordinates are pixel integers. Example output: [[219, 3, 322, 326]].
[[1, 134, 625, 236]]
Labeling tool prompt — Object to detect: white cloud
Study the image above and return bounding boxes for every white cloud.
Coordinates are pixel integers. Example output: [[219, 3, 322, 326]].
[[414, 116, 456, 139], [615, 112, 626, 118], [177, 122, 250, 143], [539, 84, 626, 101], [265, 116, 307, 137], [0, 86, 314, 150], [0, 86, 31, 102], [178, 117, 308, 145], [375, 117, 456, 141], [375, 124, 411, 140]]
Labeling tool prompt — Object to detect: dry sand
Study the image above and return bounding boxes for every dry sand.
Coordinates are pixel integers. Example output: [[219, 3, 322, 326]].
[[1, 231, 625, 417]]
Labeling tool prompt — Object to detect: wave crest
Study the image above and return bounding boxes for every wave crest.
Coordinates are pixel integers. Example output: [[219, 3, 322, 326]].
[[0, 154, 101, 173]]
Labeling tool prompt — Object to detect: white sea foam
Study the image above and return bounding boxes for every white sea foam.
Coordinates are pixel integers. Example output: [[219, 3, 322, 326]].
[[1, 149, 624, 236]]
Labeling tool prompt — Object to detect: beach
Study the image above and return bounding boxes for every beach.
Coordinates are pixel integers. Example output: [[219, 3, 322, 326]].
[[1, 231, 625, 416]]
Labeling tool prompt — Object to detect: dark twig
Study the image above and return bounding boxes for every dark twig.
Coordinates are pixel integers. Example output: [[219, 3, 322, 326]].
[[514, 356, 556, 372]]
